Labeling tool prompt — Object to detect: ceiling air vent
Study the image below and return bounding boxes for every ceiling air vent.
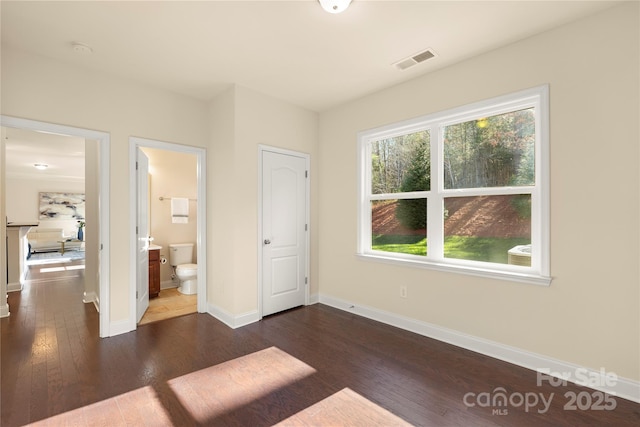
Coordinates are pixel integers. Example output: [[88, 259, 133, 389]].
[[393, 48, 436, 71]]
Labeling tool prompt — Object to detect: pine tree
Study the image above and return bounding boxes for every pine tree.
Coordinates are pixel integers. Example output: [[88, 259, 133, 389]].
[[396, 137, 429, 229]]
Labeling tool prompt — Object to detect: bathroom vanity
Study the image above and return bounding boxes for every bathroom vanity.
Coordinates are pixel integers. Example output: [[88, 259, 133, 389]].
[[148, 246, 161, 298]]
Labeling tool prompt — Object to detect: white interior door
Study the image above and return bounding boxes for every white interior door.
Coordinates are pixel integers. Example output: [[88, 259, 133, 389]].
[[136, 148, 150, 323], [262, 150, 307, 316]]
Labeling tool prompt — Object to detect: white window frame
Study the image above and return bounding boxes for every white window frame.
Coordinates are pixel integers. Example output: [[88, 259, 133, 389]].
[[357, 85, 551, 286]]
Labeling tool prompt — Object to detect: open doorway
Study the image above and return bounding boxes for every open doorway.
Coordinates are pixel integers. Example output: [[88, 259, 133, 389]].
[[5, 128, 88, 300], [129, 137, 206, 328], [1, 116, 110, 337]]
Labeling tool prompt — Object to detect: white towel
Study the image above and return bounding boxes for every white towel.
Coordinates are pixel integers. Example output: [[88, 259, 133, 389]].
[[171, 198, 189, 224]]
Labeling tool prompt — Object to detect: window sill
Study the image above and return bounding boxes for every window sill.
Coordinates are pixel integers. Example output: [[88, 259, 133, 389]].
[[356, 253, 552, 287]]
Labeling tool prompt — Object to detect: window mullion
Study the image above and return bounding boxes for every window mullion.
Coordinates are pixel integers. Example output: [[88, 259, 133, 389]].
[[427, 123, 444, 261], [359, 139, 372, 253]]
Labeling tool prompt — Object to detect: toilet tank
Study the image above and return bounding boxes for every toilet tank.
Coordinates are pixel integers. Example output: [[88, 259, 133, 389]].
[[169, 243, 194, 266]]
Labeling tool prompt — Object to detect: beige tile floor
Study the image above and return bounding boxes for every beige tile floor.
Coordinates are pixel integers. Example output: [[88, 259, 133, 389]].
[[139, 287, 197, 325]]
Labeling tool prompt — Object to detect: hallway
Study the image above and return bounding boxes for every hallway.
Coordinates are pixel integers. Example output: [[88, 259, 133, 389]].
[[1, 259, 98, 424]]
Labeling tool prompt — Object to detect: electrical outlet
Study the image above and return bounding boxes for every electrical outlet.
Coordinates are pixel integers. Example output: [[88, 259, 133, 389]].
[[400, 286, 407, 298]]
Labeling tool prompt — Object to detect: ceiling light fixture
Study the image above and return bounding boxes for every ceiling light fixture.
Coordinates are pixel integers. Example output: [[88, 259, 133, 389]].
[[34, 163, 48, 170], [318, 0, 352, 14]]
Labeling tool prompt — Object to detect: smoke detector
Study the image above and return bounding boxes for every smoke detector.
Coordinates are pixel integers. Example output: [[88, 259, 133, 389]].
[[71, 42, 93, 55], [393, 48, 436, 71]]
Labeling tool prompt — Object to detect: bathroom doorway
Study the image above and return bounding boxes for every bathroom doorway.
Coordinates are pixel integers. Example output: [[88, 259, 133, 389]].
[[129, 137, 206, 327]]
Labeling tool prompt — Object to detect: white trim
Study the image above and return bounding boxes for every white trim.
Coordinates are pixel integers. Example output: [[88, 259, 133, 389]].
[[128, 142, 141, 330], [207, 303, 260, 329], [160, 280, 178, 290], [538, 85, 551, 277], [319, 294, 640, 403], [257, 145, 311, 319], [108, 319, 133, 337], [308, 293, 320, 305], [0, 302, 9, 318], [357, 85, 550, 284], [0, 115, 111, 337], [7, 282, 23, 292], [83, 291, 97, 304], [129, 137, 207, 331], [99, 128, 111, 338], [234, 310, 261, 328], [207, 303, 235, 328], [357, 254, 552, 286]]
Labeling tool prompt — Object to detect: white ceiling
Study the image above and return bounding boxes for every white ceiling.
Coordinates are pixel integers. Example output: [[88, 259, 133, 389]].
[[1, 0, 618, 112], [1, 1, 619, 179], [3, 127, 86, 182]]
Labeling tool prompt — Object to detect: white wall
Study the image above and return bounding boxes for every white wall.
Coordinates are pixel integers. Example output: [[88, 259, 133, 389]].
[[1, 47, 210, 324], [208, 86, 235, 314], [318, 3, 639, 381], [234, 86, 318, 314], [3, 0, 635, 387], [208, 85, 318, 319], [1, 48, 317, 328]]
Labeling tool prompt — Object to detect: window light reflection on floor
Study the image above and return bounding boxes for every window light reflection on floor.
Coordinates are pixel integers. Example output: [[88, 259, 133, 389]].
[[26, 347, 316, 426], [23, 346, 409, 425], [26, 385, 172, 426], [39, 265, 85, 273], [275, 387, 412, 426], [167, 346, 317, 423]]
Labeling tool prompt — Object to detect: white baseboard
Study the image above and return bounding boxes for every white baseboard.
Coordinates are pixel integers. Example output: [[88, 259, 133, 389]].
[[7, 281, 22, 292], [308, 293, 320, 305], [234, 310, 260, 328], [160, 280, 177, 290], [207, 303, 260, 329], [83, 291, 97, 304], [0, 303, 9, 318], [319, 294, 640, 403], [83, 291, 100, 312], [109, 319, 134, 337]]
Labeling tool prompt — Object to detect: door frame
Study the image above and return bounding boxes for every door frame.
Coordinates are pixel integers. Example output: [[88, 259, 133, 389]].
[[135, 148, 150, 323], [257, 144, 310, 319], [128, 137, 207, 330], [1, 115, 111, 337]]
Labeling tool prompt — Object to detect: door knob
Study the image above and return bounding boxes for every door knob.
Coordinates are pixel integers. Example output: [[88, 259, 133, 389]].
[[264, 239, 271, 245]]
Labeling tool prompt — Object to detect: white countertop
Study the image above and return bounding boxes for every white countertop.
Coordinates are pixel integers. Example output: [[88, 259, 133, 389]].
[[149, 244, 162, 250]]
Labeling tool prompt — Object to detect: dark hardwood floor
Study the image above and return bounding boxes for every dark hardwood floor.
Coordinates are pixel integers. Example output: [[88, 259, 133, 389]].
[[2, 261, 639, 426]]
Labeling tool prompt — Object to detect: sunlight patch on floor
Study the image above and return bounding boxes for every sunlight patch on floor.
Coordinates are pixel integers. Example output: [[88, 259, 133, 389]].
[[39, 265, 85, 273], [27, 386, 171, 426], [24, 346, 411, 426], [27, 347, 316, 426], [167, 346, 317, 423], [276, 387, 412, 426]]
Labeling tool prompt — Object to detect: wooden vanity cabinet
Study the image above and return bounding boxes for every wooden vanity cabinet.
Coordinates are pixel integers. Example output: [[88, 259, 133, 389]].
[[149, 249, 160, 298]]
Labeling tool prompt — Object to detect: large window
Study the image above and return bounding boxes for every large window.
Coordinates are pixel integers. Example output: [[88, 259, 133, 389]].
[[358, 86, 550, 285]]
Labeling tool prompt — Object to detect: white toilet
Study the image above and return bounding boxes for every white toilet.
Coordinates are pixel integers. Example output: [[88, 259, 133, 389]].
[[169, 243, 197, 295]]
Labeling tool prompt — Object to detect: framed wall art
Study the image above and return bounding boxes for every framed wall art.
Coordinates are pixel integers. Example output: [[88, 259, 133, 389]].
[[39, 192, 86, 220]]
